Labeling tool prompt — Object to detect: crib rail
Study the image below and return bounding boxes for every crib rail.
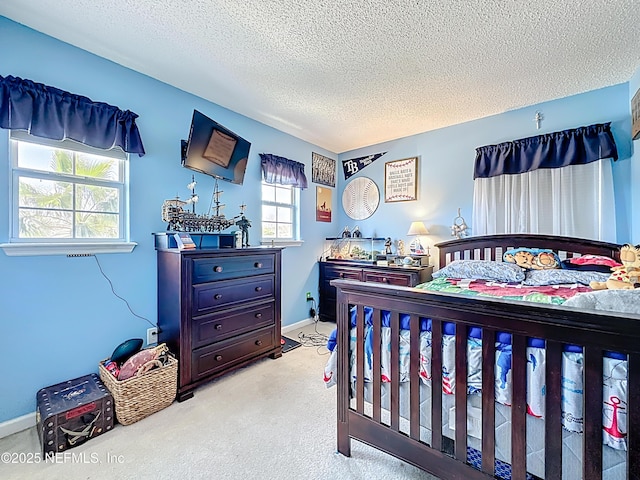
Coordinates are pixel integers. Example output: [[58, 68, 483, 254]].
[[334, 279, 640, 480]]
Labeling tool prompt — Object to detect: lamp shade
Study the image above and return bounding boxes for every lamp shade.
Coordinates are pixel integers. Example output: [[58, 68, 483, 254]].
[[407, 221, 429, 236]]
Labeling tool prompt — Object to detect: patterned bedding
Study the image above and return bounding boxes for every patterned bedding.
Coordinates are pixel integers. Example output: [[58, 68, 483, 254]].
[[323, 277, 630, 452], [416, 276, 593, 302]]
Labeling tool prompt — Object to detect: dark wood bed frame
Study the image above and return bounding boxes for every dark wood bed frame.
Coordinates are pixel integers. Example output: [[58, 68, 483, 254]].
[[332, 234, 640, 480]]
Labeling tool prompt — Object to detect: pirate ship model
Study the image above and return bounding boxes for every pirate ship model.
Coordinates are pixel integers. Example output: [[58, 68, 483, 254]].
[[162, 176, 246, 232]]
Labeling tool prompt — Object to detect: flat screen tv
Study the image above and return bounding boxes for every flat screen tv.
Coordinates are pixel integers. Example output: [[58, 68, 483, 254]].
[[181, 110, 251, 185]]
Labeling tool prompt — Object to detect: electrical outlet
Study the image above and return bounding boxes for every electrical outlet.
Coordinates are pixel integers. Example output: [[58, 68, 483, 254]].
[[306, 292, 313, 301], [147, 327, 158, 345]]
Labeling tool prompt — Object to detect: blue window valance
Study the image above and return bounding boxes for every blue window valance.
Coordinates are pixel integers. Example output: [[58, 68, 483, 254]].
[[260, 153, 308, 189], [474, 122, 617, 179], [0, 75, 145, 156]]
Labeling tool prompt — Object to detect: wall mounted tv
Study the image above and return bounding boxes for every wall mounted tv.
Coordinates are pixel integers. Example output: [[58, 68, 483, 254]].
[[181, 109, 251, 185]]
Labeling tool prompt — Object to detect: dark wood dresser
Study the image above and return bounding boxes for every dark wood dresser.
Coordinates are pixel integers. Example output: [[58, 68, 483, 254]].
[[157, 247, 283, 401], [318, 261, 433, 322]]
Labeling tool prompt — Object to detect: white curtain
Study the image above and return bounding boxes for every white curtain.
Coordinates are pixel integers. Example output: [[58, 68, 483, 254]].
[[472, 159, 616, 242]]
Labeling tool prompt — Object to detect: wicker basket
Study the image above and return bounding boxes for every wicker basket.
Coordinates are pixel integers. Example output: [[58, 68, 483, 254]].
[[98, 353, 177, 426]]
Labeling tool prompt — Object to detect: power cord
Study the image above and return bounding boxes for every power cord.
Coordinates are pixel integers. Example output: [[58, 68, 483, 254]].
[[297, 298, 330, 354], [92, 255, 156, 328]]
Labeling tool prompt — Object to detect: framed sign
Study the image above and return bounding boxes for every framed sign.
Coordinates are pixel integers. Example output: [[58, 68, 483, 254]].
[[384, 157, 417, 202]]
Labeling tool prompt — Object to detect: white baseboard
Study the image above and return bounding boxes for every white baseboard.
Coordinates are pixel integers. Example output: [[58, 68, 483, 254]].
[[281, 317, 314, 334], [0, 412, 36, 439], [0, 318, 316, 439]]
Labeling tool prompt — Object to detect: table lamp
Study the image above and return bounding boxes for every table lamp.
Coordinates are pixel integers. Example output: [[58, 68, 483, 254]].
[[407, 221, 429, 255]]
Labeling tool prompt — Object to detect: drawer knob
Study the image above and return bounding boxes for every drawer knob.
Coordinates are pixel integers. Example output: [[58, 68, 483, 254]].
[[255, 286, 262, 292], [215, 324, 222, 330], [214, 294, 222, 300], [255, 340, 263, 346], [214, 266, 223, 273], [215, 355, 223, 361], [339, 272, 345, 278], [254, 262, 263, 268], [382, 277, 389, 283], [255, 313, 262, 318]]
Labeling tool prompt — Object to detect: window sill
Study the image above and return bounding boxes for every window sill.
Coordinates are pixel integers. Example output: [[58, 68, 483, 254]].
[[259, 239, 303, 247], [0, 242, 137, 257]]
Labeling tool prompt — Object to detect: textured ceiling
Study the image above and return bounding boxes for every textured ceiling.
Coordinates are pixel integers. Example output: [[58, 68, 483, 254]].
[[2, 0, 640, 153]]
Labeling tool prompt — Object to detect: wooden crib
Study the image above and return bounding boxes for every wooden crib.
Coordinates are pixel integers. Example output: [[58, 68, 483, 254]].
[[332, 234, 640, 480]]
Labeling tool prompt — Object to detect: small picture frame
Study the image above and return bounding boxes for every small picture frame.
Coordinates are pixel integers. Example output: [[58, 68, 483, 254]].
[[174, 232, 196, 250], [384, 157, 418, 202], [316, 186, 332, 222]]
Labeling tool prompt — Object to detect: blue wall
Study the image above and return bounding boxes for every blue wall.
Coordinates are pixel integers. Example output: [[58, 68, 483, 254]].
[[629, 66, 640, 242], [335, 84, 634, 255], [0, 17, 339, 423], [1, 16, 636, 424]]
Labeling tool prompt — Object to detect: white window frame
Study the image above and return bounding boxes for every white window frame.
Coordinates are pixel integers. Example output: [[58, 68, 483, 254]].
[[260, 180, 303, 246], [1, 131, 136, 256]]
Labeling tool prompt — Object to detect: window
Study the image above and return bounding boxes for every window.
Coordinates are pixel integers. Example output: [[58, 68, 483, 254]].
[[472, 160, 616, 242], [471, 123, 618, 243], [261, 180, 299, 242], [3, 131, 134, 255]]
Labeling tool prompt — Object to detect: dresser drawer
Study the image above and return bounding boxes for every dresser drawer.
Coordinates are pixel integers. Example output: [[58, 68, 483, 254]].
[[193, 276, 274, 315], [191, 327, 276, 382], [191, 303, 275, 349], [192, 254, 275, 283], [320, 266, 362, 298], [322, 266, 362, 282], [363, 270, 414, 286]]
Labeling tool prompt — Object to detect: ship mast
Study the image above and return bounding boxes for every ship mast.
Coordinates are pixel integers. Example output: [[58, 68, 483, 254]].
[[186, 175, 199, 213], [211, 179, 226, 217]]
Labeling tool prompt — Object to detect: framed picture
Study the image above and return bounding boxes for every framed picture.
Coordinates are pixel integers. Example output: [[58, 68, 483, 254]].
[[312, 152, 336, 187], [316, 186, 332, 222], [384, 157, 418, 202], [632, 88, 640, 141]]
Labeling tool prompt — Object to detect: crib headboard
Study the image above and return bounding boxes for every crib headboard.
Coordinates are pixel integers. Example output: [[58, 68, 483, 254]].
[[435, 234, 620, 268]]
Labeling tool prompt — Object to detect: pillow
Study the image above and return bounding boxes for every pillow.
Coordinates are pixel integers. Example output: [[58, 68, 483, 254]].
[[433, 260, 525, 283], [562, 255, 621, 273], [503, 247, 561, 270], [523, 269, 610, 287], [561, 260, 614, 273], [566, 254, 621, 267]]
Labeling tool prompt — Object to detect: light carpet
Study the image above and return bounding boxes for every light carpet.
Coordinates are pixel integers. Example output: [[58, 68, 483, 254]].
[[0, 322, 437, 480]]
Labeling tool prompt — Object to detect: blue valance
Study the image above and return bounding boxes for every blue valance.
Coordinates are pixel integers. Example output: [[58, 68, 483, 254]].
[[0, 75, 145, 156], [260, 153, 308, 189], [474, 123, 617, 179]]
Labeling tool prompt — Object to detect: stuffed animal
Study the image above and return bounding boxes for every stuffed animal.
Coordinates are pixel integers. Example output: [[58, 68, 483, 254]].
[[590, 244, 640, 290], [535, 251, 560, 269], [503, 248, 561, 270], [504, 250, 536, 269]]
